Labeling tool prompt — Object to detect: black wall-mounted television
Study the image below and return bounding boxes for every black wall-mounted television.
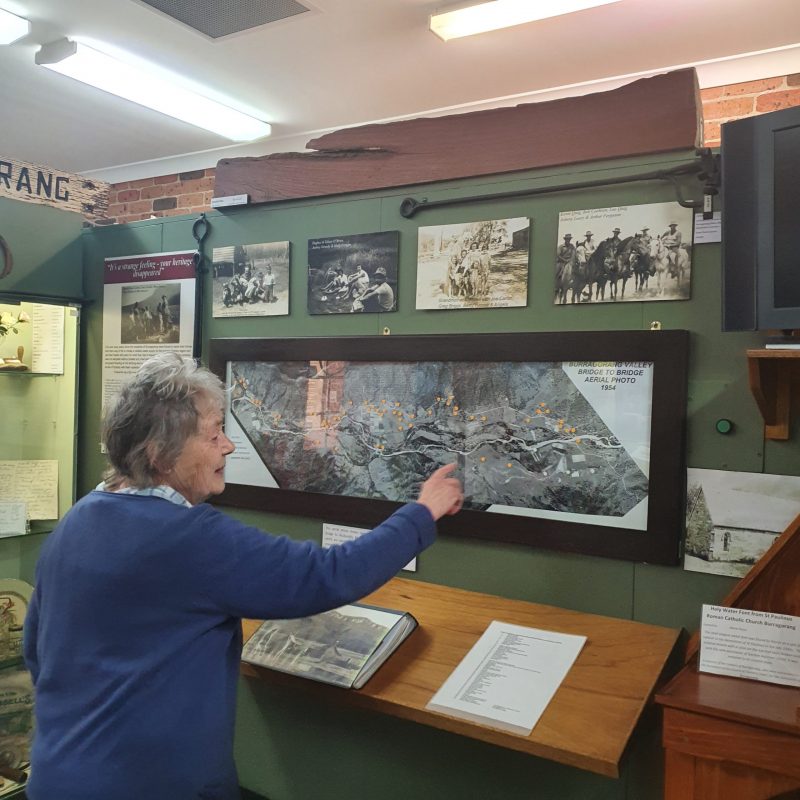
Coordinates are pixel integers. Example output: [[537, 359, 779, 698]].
[[722, 104, 800, 333]]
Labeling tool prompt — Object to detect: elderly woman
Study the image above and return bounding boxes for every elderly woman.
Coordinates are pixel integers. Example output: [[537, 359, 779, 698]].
[[23, 353, 463, 800]]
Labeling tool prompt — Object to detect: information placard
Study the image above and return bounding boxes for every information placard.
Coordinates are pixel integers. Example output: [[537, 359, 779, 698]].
[[700, 604, 800, 688]]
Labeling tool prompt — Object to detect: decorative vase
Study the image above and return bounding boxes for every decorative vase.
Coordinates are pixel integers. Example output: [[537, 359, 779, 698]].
[[0, 343, 27, 371]]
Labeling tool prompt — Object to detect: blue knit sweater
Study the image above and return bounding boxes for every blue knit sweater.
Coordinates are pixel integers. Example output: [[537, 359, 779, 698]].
[[23, 491, 435, 800]]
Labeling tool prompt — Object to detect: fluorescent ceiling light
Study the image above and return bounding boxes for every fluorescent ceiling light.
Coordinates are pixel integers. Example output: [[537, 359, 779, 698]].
[[35, 38, 271, 142], [430, 0, 623, 41], [0, 7, 30, 44]]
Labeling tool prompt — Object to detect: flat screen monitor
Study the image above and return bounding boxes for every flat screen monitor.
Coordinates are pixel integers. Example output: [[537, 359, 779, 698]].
[[722, 104, 800, 332]]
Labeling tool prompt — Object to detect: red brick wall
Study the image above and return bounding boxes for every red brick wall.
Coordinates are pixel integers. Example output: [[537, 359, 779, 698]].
[[701, 73, 800, 147], [98, 73, 800, 226], [99, 168, 215, 226]]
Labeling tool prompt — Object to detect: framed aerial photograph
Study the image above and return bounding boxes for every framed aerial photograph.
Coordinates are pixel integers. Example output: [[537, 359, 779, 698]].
[[554, 201, 693, 305], [307, 231, 399, 315], [210, 331, 688, 564], [415, 217, 530, 310], [212, 241, 290, 318]]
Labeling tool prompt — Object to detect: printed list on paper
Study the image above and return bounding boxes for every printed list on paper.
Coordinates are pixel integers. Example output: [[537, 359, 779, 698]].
[[426, 620, 586, 736]]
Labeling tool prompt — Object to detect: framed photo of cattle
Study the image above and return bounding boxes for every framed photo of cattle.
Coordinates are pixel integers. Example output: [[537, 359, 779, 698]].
[[554, 202, 693, 305], [209, 329, 689, 565], [415, 217, 530, 310]]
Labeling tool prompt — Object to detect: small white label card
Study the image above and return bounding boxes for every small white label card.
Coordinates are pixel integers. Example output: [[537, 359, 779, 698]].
[[693, 211, 721, 244], [322, 522, 417, 572], [0, 502, 27, 537], [700, 604, 800, 688]]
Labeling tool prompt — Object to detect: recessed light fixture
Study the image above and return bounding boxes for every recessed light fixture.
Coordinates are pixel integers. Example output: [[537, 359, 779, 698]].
[[0, 7, 30, 45], [35, 38, 271, 142], [430, 0, 623, 41]]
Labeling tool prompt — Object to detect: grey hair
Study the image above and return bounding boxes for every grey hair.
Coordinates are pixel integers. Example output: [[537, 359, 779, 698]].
[[102, 352, 226, 489]]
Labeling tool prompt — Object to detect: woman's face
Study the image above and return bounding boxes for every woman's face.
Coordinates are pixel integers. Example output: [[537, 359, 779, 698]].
[[166, 395, 235, 505]]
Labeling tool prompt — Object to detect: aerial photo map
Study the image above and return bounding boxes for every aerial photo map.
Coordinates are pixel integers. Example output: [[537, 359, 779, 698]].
[[228, 359, 653, 528]]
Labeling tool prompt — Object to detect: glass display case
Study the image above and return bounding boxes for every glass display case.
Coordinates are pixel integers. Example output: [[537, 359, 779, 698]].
[[0, 298, 79, 537]]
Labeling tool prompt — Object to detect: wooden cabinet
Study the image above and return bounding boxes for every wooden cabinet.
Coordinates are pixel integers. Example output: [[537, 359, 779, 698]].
[[657, 512, 800, 799], [657, 666, 800, 800]]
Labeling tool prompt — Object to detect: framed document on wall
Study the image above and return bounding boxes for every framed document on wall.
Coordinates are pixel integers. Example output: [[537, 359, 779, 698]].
[[209, 330, 689, 564]]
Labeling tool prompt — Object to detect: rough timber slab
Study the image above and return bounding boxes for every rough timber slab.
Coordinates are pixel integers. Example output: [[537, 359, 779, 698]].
[[216, 69, 701, 205]]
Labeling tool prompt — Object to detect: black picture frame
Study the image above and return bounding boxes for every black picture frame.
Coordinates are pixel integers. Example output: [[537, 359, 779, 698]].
[[209, 331, 688, 565]]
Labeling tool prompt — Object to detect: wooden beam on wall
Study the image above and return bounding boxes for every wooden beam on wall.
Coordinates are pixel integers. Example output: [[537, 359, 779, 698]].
[[0, 156, 109, 223], [215, 68, 702, 205]]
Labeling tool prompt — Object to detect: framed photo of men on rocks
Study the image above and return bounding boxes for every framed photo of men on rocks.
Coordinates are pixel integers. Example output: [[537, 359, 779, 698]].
[[307, 231, 399, 315]]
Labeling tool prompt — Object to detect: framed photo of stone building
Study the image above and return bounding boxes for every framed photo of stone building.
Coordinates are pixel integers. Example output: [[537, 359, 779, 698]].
[[684, 468, 800, 578]]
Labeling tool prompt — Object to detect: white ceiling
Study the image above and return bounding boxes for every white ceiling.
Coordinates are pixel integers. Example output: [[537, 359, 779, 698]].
[[2, 0, 800, 183]]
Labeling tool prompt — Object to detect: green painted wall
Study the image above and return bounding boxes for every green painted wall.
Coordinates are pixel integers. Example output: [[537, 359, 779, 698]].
[[73, 150, 784, 798], [0, 197, 84, 299]]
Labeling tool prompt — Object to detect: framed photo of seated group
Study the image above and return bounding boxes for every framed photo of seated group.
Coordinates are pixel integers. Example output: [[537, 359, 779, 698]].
[[209, 330, 689, 564]]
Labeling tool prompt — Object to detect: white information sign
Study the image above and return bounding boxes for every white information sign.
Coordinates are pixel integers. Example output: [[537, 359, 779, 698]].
[[0, 501, 27, 537], [700, 604, 800, 688], [322, 522, 416, 572], [101, 251, 196, 411], [693, 212, 722, 244], [30, 303, 64, 374]]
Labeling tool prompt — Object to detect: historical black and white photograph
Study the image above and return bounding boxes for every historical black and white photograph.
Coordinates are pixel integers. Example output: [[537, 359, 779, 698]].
[[212, 242, 290, 318], [307, 231, 399, 315], [120, 284, 180, 344], [554, 202, 693, 305], [684, 468, 800, 577], [415, 217, 530, 310]]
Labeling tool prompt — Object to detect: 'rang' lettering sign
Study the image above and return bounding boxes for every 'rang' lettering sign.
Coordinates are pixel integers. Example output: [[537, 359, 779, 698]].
[[0, 156, 109, 220]]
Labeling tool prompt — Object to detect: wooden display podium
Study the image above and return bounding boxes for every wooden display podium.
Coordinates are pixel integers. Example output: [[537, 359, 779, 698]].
[[242, 578, 680, 778], [656, 514, 800, 800]]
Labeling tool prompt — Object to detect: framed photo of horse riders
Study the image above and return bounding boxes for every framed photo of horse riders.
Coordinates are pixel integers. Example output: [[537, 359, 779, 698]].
[[209, 329, 689, 565], [307, 231, 399, 315], [554, 202, 693, 305]]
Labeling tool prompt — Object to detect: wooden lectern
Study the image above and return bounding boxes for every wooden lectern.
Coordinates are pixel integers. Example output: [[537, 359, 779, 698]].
[[243, 578, 680, 778], [656, 514, 800, 800]]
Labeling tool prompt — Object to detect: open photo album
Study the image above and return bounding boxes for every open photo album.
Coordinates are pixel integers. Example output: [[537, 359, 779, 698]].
[[241, 603, 418, 689]]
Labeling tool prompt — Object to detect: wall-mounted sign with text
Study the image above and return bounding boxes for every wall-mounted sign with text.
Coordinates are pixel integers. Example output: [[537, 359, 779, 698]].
[[101, 251, 196, 412], [0, 155, 109, 221]]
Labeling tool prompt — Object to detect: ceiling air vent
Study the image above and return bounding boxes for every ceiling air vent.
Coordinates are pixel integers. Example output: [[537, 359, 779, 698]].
[[138, 0, 310, 39]]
